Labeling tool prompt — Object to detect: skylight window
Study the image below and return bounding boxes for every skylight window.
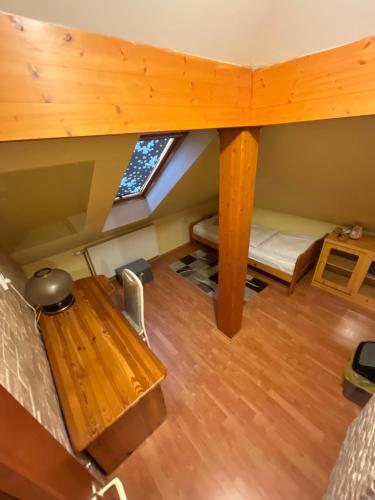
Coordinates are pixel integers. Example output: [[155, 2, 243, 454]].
[[116, 135, 178, 199]]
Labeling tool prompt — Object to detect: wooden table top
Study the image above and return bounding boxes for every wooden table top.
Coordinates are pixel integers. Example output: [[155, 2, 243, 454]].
[[40, 276, 166, 451]]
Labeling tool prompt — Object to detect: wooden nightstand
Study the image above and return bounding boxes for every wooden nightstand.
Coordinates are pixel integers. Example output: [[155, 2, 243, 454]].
[[312, 232, 375, 312]]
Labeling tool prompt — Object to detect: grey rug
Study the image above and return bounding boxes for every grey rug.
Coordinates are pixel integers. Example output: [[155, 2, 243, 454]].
[[169, 249, 268, 302]]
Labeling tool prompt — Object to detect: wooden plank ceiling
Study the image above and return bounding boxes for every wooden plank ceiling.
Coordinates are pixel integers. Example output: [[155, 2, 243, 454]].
[[1, 11, 375, 140], [251, 36, 375, 125], [0, 12, 252, 141]]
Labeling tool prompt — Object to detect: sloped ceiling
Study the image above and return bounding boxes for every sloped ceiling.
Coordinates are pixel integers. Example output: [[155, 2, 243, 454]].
[[255, 115, 375, 232], [152, 134, 219, 218], [104, 130, 218, 232], [1, 0, 375, 66], [0, 134, 138, 262], [0, 161, 93, 253]]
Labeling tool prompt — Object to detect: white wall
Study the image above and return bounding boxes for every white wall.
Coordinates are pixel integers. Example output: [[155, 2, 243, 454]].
[[1, 0, 375, 66]]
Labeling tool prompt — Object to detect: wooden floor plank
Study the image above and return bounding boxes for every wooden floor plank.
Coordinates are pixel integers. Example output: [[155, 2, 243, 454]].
[[110, 242, 375, 499]]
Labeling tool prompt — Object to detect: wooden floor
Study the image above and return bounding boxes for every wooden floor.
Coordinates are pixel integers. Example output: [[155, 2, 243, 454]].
[[111, 243, 375, 500]]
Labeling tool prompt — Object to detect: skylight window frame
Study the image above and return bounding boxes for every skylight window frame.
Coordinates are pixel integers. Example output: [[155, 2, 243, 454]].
[[115, 133, 184, 202]]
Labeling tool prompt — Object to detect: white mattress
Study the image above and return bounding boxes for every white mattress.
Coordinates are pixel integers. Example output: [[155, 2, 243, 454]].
[[193, 215, 321, 275]]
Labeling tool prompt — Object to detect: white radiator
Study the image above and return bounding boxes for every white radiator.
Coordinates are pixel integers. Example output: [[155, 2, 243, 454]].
[[86, 225, 159, 278]]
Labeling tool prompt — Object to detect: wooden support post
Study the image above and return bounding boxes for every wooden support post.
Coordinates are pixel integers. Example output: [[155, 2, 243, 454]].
[[217, 127, 260, 338]]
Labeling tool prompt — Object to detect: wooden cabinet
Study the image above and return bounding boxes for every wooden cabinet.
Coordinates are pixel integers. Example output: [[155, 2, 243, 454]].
[[312, 233, 375, 312], [40, 276, 167, 474]]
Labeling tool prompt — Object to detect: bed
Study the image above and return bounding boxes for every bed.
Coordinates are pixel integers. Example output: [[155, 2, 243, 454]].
[[190, 214, 326, 294]]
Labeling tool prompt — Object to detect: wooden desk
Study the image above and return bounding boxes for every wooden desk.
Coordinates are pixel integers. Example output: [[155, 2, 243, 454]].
[[40, 276, 167, 473]]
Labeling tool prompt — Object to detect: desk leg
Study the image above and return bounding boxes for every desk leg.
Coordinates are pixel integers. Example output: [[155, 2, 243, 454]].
[[87, 385, 166, 474]]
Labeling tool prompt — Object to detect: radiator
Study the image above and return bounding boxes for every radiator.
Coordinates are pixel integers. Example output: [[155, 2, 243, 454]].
[[86, 225, 159, 278]]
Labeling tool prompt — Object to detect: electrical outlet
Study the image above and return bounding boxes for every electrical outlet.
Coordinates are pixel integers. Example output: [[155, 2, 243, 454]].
[[0, 273, 9, 291]]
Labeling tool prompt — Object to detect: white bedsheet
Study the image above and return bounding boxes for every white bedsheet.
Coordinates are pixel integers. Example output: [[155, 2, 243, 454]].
[[193, 215, 320, 275], [249, 224, 278, 248]]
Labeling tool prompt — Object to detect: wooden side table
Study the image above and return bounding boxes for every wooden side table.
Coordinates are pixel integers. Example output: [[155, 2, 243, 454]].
[[312, 232, 375, 312], [40, 276, 167, 473]]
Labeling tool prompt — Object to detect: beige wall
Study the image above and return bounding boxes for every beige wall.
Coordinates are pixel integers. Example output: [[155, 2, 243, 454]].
[[0, 160, 94, 253], [153, 134, 219, 218], [14, 114, 375, 278], [252, 208, 336, 236], [154, 199, 217, 251], [255, 115, 375, 232], [1, 130, 219, 269], [23, 199, 218, 279], [0, 134, 138, 263], [25, 202, 340, 280]]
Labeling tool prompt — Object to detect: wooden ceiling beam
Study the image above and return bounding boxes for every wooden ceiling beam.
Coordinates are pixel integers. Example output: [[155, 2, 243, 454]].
[[251, 36, 375, 125], [0, 12, 252, 141], [2, 11, 375, 140]]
